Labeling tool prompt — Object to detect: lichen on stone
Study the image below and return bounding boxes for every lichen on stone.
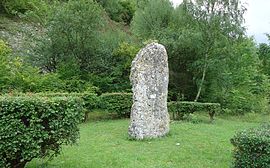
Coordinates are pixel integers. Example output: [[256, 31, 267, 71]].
[[128, 42, 170, 140]]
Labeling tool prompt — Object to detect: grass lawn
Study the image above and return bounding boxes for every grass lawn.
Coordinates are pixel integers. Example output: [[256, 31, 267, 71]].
[[26, 113, 269, 168]]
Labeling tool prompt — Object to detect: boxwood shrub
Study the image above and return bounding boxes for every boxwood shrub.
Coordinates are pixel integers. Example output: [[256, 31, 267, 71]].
[[230, 124, 270, 168], [168, 101, 221, 121], [7, 92, 98, 121], [0, 96, 84, 168], [99, 93, 132, 118], [29, 92, 97, 111]]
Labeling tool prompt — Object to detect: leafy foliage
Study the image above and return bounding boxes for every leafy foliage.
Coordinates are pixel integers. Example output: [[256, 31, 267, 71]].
[[0, 95, 84, 168], [99, 93, 132, 118], [31, 0, 134, 93], [206, 38, 269, 114], [97, 0, 135, 25], [0, 40, 11, 91], [0, 40, 63, 93], [231, 124, 270, 168], [0, 0, 50, 23], [35, 92, 99, 121], [4, 92, 100, 121], [131, 0, 173, 39], [1, 0, 39, 15], [32, 0, 105, 74], [258, 41, 270, 76], [110, 42, 140, 91], [0, 0, 269, 115], [131, 0, 268, 114]]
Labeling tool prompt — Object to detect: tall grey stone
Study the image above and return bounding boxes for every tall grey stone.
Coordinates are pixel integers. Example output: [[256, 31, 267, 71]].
[[128, 43, 170, 140]]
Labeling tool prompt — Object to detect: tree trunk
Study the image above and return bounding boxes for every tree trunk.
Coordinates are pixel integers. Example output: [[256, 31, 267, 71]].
[[194, 54, 208, 102]]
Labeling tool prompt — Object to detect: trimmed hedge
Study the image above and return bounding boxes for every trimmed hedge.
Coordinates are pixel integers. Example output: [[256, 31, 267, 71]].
[[36, 92, 98, 121], [168, 101, 221, 121], [0, 96, 84, 168], [98, 94, 221, 120], [99, 93, 132, 118], [19, 92, 98, 110], [231, 124, 270, 168], [6, 92, 98, 121]]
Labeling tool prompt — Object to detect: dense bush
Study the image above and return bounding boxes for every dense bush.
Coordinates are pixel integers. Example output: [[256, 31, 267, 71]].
[[99, 92, 132, 118], [221, 87, 269, 115], [32, 0, 105, 73], [36, 92, 99, 121], [131, 0, 269, 115], [168, 101, 221, 121], [131, 0, 173, 38], [206, 39, 270, 115], [0, 40, 60, 93], [1, 0, 37, 15], [6, 92, 99, 121], [110, 42, 140, 91], [35, 92, 98, 110], [32, 0, 135, 93], [0, 40, 11, 91], [258, 42, 270, 76], [231, 124, 270, 168], [0, 0, 49, 22], [0, 96, 84, 168], [98, 0, 135, 25]]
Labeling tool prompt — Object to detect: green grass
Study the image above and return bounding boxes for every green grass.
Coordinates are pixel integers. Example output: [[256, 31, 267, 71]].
[[26, 113, 269, 168]]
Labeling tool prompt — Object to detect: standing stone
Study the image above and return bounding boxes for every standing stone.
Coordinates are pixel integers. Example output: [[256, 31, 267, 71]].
[[128, 43, 170, 140]]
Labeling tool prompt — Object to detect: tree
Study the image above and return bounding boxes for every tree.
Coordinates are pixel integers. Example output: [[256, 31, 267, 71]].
[[31, 0, 137, 93], [131, 0, 174, 39], [110, 42, 140, 91], [32, 0, 105, 75], [258, 35, 270, 76], [212, 38, 269, 114], [131, 0, 247, 102], [182, 0, 246, 101]]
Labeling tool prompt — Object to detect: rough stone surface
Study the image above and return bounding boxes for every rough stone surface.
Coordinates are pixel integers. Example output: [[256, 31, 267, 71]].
[[128, 42, 170, 140]]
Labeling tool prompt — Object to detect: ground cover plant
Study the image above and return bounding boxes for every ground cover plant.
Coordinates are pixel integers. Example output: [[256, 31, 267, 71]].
[[26, 113, 270, 168]]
